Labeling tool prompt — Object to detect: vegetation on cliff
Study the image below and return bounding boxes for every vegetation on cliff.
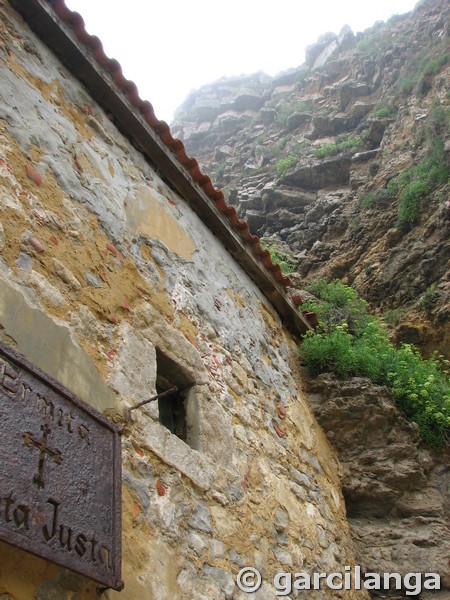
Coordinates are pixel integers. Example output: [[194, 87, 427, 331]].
[[361, 99, 450, 227], [301, 279, 450, 451], [261, 242, 297, 274], [173, 0, 450, 359]]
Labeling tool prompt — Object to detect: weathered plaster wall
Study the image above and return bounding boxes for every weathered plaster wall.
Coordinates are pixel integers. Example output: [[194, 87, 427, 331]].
[[0, 5, 367, 599]]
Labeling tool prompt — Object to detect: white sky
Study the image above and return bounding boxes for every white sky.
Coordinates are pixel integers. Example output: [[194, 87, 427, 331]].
[[66, 0, 418, 123]]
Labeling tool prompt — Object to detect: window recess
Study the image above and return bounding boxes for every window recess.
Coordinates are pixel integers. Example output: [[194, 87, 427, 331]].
[[155, 349, 198, 449]]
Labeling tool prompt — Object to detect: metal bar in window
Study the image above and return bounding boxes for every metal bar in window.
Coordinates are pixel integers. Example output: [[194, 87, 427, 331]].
[[126, 386, 178, 419]]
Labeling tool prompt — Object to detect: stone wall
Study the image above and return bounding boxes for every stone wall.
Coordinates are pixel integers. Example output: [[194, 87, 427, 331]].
[[0, 5, 366, 599]]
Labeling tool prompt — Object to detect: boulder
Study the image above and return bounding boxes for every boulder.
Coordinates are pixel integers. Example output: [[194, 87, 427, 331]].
[[339, 82, 371, 110], [285, 156, 351, 189], [193, 105, 222, 122], [351, 101, 376, 118], [214, 145, 234, 160], [365, 117, 392, 147], [312, 40, 340, 69], [262, 185, 316, 211], [259, 107, 276, 123], [215, 113, 244, 132], [244, 209, 267, 232], [233, 93, 264, 112], [305, 33, 337, 67], [286, 111, 312, 131], [337, 24, 356, 51]]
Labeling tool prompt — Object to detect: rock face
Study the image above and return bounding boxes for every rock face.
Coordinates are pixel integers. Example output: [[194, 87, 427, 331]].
[[307, 374, 450, 597], [172, 0, 450, 360]]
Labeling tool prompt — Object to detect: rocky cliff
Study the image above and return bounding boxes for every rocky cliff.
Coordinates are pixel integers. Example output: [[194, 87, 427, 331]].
[[172, 0, 450, 360], [307, 374, 450, 598]]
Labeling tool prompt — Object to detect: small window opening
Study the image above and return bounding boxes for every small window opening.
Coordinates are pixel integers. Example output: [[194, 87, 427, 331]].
[[156, 349, 197, 448], [156, 381, 187, 441]]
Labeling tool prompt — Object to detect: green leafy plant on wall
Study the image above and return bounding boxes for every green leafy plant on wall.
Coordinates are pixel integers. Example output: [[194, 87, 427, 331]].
[[300, 279, 450, 451]]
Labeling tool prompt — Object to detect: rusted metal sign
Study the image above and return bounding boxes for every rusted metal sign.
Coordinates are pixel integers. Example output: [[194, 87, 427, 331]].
[[0, 341, 123, 591]]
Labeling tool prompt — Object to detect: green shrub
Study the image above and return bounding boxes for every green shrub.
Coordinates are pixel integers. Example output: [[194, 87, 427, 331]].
[[275, 140, 313, 179], [419, 283, 438, 317], [396, 47, 450, 99], [262, 243, 297, 274], [371, 102, 398, 118], [360, 188, 390, 208], [273, 138, 289, 154], [292, 140, 311, 153], [387, 118, 449, 226], [349, 216, 360, 232], [360, 192, 377, 208], [305, 279, 370, 335], [276, 155, 297, 179], [215, 163, 226, 179], [314, 134, 363, 159], [301, 279, 450, 450], [398, 75, 416, 96], [429, 102, 450, 133], [383, 307, 406, 327], [386, 177, 400, 197], [417, 53, 450, 96], [339, 134, 364, 151], [314, 143, 338, 159], [397, 180, 430, 226], [293, 69, 310, 84]]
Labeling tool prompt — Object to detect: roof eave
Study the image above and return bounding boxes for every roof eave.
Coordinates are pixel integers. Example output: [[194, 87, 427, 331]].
[[8, 0, 312, 336]]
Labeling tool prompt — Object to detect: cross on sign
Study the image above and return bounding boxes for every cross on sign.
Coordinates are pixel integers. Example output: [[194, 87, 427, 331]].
[[23, 424, 62, 488]]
